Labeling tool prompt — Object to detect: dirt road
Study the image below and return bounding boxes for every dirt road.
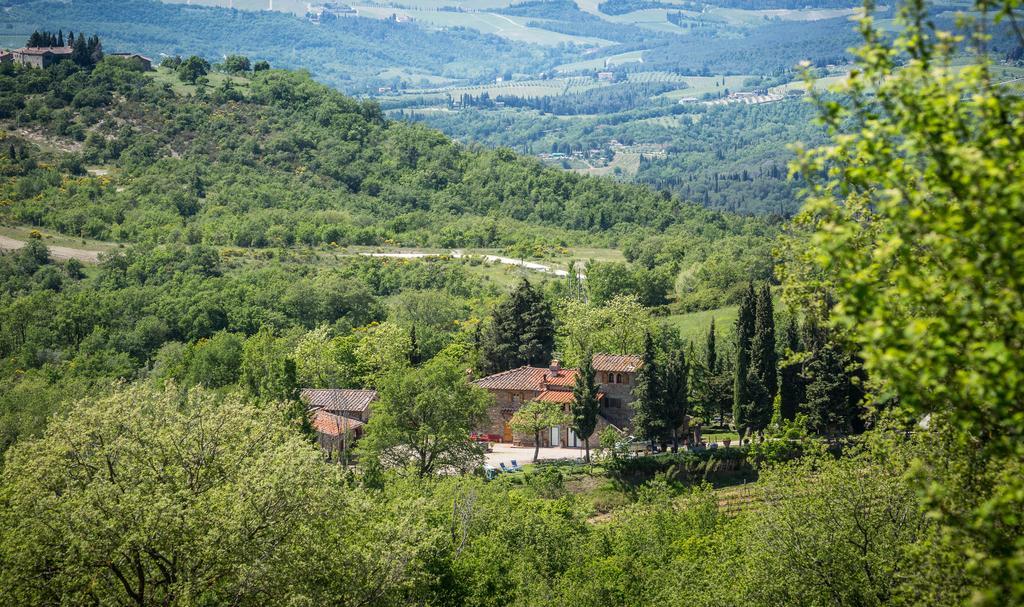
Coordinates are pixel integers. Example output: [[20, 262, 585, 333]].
[[0, 235, 102, 263]]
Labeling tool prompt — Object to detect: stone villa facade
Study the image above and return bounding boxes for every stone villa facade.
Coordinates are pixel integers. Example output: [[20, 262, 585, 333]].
[[473, 354, 642, 447]]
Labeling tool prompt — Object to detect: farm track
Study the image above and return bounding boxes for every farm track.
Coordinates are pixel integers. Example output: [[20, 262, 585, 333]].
[[0, 235, 102, 263]]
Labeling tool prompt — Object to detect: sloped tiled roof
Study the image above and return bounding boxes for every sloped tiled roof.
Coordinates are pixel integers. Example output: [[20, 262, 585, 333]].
[[301, 388, 378, 413], [592, 354, 642, 373], [534, 389, 606, 404], [311, 410, 365, 437], [473, 366, 578, 392], [16, 47, 73, 56]]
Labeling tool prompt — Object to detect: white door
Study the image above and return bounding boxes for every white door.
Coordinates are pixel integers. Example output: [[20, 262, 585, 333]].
[[567, 428, 580, 448], [549, 425, 560, 446]]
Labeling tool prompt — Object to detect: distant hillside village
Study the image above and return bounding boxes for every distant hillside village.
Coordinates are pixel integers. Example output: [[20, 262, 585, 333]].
[[0, 30, 151, 71]]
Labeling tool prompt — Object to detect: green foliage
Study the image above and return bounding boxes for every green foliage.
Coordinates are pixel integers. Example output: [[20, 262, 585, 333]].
[[358, 357, 492, 476], [221, 54, 251, 74], [511, 399, 570, 462], [586, 260, 672, 308], [732, 282, 755, 436], [481, 278, 555, 373], [0, 383, 327, 605], [631, 331, 664, 443], [782, 0, 1024, 600], [556, 294, 653, 367], [571, 352, 600, 461], [176, 55, 210, 84]]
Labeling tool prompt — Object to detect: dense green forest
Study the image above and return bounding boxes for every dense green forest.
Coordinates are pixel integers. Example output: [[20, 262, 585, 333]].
[[407, 98, 823, 214], [1, 0, 1023, 604], [0, 59, 772, 248]]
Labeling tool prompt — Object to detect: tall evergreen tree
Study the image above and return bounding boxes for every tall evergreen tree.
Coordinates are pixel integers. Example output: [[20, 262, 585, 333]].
[[57, 30, 64, 47], [481, 278, 554, 373], [802, 339, 857, 438], [570, 352, 600, 463], [632, 331, 664, 449], [662, 345, 689, 452], [408, 325, 420, 366], [705, 317, 717, 375], [66, 31, 75, 48], [779, 316, 803, 421], [71, 35, 89, 67], [748, 283, 776, 432], [733, 282, 756, 439]]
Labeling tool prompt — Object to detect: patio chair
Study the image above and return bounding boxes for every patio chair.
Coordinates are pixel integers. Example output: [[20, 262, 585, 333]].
[[510, 460, 522, 471], [499, 462, 512, 473]]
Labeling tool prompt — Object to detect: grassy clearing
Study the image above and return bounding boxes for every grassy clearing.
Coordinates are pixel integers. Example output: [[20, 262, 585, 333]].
[[147, 66, 252, 96], [659, 75, 753, 99], [570, 151, 642, 178], [664, 304, 738, 342], [0, 224, 122, 254]]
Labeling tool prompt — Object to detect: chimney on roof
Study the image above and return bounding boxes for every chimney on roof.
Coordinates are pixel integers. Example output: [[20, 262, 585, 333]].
[[549, 359, 561, 373]]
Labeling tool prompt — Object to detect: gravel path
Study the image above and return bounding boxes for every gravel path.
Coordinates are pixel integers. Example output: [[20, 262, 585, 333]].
[[0, 235, 102, 263]]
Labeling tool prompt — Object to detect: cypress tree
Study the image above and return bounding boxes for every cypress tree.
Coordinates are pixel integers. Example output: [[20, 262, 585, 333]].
[[57, 30, 64, 47], [779, 316, 803, 421], [663, 345, 689, 452], [802, 339, 854, 438], [408, 325, 420, 366], [71, 35, 89, 67], [67, 32, 75, 48], [632, 331, 664, 449], [705, 317, 717, 374], [749, 283, 776, 432], [733, 282, 756, 439], [570, 352, 599, 463]]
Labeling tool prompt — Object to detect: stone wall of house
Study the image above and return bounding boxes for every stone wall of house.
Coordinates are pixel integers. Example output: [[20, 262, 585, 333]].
[[481, 389, 540, 441], [597, 371, 637, 406]]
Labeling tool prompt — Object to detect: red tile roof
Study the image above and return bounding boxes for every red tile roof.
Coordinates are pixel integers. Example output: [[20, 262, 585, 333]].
[[473, 366, 578, 392], [311, 410, 364, 437], [592, 354, 642, 373], [301, 388, 378, 413], [535, 389, 575, 404], [16, 47, 73, 56], [534, 389, 606, 404]]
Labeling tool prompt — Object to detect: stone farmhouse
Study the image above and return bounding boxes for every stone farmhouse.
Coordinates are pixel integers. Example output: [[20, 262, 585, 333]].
[[12, 46, 73, 69], [301, 388, 378, 459], [473, 354, 642, 448]]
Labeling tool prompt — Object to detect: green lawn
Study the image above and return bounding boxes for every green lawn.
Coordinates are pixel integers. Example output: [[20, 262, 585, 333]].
[[664, 304, 738, 342]]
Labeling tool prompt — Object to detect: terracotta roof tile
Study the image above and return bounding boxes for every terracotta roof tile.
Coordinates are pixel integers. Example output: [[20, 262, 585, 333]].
[[301, 388, 378, 413], [534, 389, 575, 404], [592, 354, 642, 373], [16, 47, 73, 56], [473, 366, 578, 391], [311, 410, 364, 437]]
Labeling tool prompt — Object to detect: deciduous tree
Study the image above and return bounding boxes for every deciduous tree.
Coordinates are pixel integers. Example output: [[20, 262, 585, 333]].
[[510, 399, 568, 462]]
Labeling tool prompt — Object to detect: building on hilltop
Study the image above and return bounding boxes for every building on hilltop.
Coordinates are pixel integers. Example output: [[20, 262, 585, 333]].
[[12, 46, 73, 69], [473, 355, 642, 447], [109, 52, 153, 71]]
